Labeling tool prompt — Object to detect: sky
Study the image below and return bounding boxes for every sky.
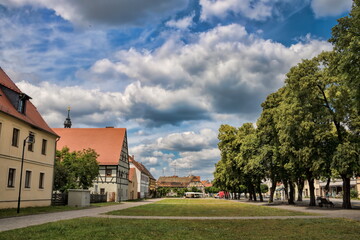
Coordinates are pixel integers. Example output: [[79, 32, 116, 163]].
[[0, 0, 353, 181]]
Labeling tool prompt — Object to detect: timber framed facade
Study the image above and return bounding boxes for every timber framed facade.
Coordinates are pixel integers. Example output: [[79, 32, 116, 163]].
[[53, 128, 130, 201]]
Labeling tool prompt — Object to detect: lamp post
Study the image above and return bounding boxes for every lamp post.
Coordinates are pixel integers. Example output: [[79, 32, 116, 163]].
[[17, 133, 35, 214]]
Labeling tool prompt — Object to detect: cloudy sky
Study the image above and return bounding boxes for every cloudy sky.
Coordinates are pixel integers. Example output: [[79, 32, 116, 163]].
[[0, 0, 352, 180]]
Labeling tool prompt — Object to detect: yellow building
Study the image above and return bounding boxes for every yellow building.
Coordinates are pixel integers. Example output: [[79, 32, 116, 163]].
[[0, 68, 58, 209]]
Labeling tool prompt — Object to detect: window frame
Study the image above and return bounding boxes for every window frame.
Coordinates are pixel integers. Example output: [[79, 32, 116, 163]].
[[7, 168, 16, 188], [39, 172, 45, 189], [25, 170, 32, 189], [41, 139, 47, 155], [28, 132, 34, 152], [12, 128, 19, 147]]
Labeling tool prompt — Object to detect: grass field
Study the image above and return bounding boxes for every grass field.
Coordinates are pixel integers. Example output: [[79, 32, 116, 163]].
[[107, 198, 313, 216], [1, 217, 360, 240], [0, 202, 122, 219]]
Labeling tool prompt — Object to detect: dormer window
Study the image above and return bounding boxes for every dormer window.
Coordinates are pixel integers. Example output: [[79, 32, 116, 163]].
[[17, 94, 27, 114]]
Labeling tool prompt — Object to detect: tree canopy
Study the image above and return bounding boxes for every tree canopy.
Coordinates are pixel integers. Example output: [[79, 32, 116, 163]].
[[54, 147, 99, 192]]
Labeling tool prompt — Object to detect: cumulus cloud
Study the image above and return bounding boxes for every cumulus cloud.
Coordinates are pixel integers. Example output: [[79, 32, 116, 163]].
[[16, 80, 210, 128], [311, 0, 352, 18], [87, 24, 332, 118], [200, 0, 272, 21], [157, 129, 218, 151], [166, 13, 194, 30], [170, 148, 221, 178], [0, 0, 189, 27], [130, 129, 219, 178]]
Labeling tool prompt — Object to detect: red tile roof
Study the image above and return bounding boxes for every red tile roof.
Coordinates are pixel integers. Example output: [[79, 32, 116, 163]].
[[129, 155, 155, 180], [157, 176, 202, 188], [0, 68, 58, 136], [53, 128, 126, 165], [201, 180, 212, 187]]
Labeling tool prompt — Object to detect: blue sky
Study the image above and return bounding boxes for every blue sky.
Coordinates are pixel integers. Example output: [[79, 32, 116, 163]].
[[0, 0, 353, 180]]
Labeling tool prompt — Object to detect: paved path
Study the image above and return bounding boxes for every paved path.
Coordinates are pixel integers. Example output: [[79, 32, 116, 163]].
[[233, 199, 360, 221], [0, 199, 162, 232]]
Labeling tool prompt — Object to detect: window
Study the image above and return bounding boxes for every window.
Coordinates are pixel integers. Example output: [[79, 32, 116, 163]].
[[39, 172, 45, 189], [17, 98, 25, 113], [41, 139, 47, 155], [28, 132, 34, 152], [7, 168, 16, 188], [106, 169, 112, 177], [25, 170, 31, 188], [12, 128, 19, 147]]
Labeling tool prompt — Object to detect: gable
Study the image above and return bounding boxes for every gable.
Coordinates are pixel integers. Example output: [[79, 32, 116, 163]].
[[53, 128, 127, 165]]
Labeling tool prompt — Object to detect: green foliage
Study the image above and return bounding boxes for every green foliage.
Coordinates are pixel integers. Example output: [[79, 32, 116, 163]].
[[173, 188, 187, 196], [157, 187, 171, 197], [205, 186, 220, 193], [54, 147, 99, 192], [189, 186, 201, 192], [260, 184, 269, 194], [350, 189, 359, 199]]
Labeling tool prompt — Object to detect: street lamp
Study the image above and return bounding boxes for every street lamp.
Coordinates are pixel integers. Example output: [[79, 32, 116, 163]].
[[17, 133, 35, 214]]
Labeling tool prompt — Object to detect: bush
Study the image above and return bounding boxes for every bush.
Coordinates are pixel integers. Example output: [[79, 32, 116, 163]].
[[350, 189, 358, 199]]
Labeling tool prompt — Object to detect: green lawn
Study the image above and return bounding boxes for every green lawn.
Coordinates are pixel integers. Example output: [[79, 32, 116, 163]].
[[108, 198, 313, 216], [1, 217, 359, 240], [0, 202, 122, 219]]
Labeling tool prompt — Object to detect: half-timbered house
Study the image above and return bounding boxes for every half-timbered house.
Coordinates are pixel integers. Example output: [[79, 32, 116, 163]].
[[53, 127, 129, 201]]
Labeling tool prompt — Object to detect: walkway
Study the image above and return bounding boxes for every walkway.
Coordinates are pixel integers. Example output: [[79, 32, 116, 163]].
[[0, 199, 162, 232], [234, 198, 360, 221]]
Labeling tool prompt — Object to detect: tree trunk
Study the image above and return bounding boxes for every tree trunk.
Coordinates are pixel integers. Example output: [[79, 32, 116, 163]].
[[269, 178, 277, 203], [342, 175, 352, 209], [297, 178, 304, 201], [283, 180, 289, 201], [257, 182, 263, 202], [307, 177, 316, 206], [288, 180, 295, 205], [324, 178, 331, 198], [252, 185, 257, 201]]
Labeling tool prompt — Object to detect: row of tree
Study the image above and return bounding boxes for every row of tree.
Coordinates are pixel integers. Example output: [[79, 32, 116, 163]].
[[213, 0, 359, 209]]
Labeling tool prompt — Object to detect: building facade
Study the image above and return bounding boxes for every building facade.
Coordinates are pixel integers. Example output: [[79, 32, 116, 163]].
[[53, 127, 130, 201], [0, 68, 58, 209], [129, 155, 155, 198], [157, 175, 205, 196], [127, 168, 138, 200]]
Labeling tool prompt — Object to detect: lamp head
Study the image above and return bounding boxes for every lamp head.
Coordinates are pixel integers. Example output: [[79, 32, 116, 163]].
[[27, 134, 35, 144]]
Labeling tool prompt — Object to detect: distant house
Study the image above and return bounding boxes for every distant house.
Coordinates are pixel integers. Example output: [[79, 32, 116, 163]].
[[201, 180, 213, 188], [53, 127, 130, 201], [127, 168, 138, 200], [157, 175, 205, 196], [0, 68, 58, 209], [129, 155, 155, 198]]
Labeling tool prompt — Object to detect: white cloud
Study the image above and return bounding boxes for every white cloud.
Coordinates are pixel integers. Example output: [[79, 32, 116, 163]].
[[157, 129, 218, 151], [166, 14, 194, 30], [311, 0, 352, 17], [200, 0, 273, 21], [88, 24, 332, 117], [0, 0, 189, 27]]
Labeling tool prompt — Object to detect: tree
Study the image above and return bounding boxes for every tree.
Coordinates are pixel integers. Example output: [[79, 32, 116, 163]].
[[330, 0, 360, 117], [278, 57, 336, 206], [257, 89, 287, 203], [54, 147, 99, 192]]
